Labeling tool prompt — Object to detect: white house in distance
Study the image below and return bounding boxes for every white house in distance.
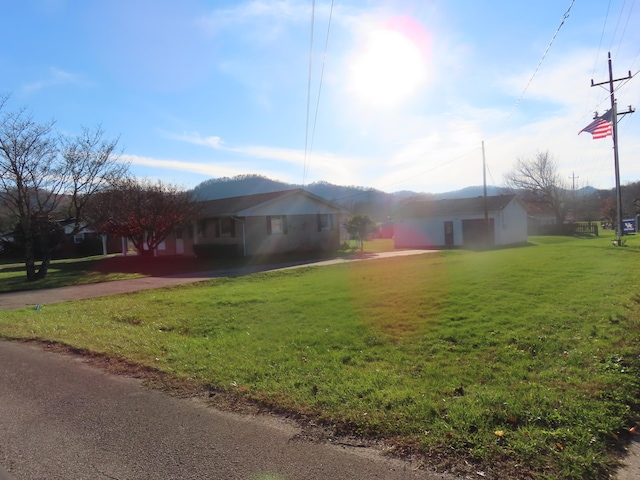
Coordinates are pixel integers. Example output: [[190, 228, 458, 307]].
[[159, 189, 350, 257], [393, 194, 528, 249]]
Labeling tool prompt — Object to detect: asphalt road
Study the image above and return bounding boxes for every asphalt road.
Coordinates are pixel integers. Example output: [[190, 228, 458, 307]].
[[0, 340, 458, 480]]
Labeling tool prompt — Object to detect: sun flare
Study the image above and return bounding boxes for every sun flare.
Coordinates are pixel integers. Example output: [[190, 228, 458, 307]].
[[348, 27, 428, 109]]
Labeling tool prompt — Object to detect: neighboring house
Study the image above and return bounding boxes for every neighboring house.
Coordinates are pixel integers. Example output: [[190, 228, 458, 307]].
[[56, 220, 123, 258], [160, 189, 349, 257], [393, 194, 528, 249]]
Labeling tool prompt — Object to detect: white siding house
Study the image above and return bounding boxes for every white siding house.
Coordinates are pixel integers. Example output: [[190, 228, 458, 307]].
[[162, 189, 349, 257], [393, 195, 528, 249]]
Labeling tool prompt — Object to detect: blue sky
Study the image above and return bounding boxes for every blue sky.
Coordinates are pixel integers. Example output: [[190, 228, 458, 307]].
[[1, 0, 638, 193]]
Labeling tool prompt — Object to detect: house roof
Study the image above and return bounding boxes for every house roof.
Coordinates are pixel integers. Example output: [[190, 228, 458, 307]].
[[395, 194, 520, 218], [198, 188, 347, 217]]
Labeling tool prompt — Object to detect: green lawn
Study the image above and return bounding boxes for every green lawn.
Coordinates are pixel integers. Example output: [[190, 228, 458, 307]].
[[1, 234, 639, 478], [0, 241, 382, 293]]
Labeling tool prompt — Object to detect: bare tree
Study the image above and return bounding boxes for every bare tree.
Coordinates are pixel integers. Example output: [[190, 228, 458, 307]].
[[0, 97, 128, 281], [60, 125, 128, 234], [0, 100, 63, 281], [86, 178, 199, 257], [504, 151, 569, 224]]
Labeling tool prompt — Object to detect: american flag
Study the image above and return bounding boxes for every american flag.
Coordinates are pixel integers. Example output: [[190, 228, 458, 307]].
[[578, 109, 613, 139]]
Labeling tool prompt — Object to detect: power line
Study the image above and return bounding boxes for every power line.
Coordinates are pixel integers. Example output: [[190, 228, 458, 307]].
[[501, 0, 575, 129], [613, 0, 635, 60], [307, 0, 335, 181], [302, 0, 316, 186], [375, 146, 481, 192]]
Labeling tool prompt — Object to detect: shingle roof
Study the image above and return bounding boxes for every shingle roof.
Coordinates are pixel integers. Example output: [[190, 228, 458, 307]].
[[197, 189, 297, 216], [197, 188, 346, 217], [395, 194, 519, 218]]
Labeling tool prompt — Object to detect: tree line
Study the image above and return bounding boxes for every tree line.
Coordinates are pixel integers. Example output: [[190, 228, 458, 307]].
[[0, 96, 198, 282], [2, 97, 636, 283], [503, 150, 640, 227]]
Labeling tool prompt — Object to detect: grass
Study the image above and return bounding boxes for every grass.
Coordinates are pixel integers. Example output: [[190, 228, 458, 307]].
[[1, 234, 640, 478], [0, 240, 385, 293], [0, 255, 145, 293]]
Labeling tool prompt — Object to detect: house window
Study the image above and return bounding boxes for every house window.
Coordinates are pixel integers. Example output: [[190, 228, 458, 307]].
[[73, 233, 85, 244], [175, 227, 183, 240], [267, 215, 287, 235], [219, 217, 235, 237], [317, 213, 333, 231], [198, 220, 207, 238]]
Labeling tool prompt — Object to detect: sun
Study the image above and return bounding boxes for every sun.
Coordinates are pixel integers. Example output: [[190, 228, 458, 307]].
[[348, 25, 429, 109]]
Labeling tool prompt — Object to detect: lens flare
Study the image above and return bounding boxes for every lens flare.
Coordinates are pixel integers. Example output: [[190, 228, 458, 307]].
[[348, 16, 431, 109]]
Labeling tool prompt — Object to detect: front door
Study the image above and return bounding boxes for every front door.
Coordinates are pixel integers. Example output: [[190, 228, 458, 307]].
[[175, 227, 185, 255], [444, 221, 454, 247]]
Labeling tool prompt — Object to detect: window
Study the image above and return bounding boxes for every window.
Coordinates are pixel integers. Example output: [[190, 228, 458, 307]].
[[175, 227, 183, 239], [219, 217, 235, 237], [317, 213, 333, 231], [267, 215, 287, 235], [271, 216, 283, 234], [73, 233, 85, 244], [197, 220, 207, 238]]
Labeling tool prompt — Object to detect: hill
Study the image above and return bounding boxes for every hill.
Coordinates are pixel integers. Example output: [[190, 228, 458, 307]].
[[190, 175, 504, 221]]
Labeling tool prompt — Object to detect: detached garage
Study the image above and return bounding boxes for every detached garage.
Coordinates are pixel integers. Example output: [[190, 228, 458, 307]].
[[393, 194, 528, 249]]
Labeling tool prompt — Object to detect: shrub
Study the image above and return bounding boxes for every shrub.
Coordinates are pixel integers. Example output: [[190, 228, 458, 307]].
[[193, 243, 240, 259]]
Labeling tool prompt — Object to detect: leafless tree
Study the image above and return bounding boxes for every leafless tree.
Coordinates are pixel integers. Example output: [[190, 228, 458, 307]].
[[0, 96, 127, 281], [60, 125, 128, 233], [86, 178, 200, 257], [504, 150, 569, 224], [0, 99, 63, 280]]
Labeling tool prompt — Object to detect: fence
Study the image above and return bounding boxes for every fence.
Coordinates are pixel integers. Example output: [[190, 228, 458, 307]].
[[533, 222, 598, 236]]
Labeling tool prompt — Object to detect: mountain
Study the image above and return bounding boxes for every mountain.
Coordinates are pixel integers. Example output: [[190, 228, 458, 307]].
[[192, 175, 293, 200], [190, 175, 503, 221], [432, 185, 506, 199]]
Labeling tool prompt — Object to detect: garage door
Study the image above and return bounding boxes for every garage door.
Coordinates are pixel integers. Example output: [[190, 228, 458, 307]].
[[462, 219, 494, 248]]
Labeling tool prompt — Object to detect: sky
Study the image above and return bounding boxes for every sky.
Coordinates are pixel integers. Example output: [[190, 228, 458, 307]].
[[0, 0, 638, 194]]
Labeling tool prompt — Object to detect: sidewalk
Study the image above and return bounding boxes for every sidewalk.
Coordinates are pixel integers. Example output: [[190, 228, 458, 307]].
[[0, 250, 432, 311]]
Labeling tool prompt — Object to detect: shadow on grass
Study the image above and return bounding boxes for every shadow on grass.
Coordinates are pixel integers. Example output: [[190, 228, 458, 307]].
[[0, 249, 361, 294]]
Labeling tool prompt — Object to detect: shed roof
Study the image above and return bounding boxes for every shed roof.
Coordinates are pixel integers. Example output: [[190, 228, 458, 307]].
[[395, 194, 519, 218]]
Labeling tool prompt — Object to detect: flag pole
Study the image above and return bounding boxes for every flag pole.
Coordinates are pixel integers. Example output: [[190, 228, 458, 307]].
[[590, 52, 634, 245]]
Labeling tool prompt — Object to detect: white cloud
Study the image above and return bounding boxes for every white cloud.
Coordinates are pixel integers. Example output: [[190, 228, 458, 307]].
[[123, 154, 237, 178], [164, 131, 223, 149], [21, 67, 87, 94]]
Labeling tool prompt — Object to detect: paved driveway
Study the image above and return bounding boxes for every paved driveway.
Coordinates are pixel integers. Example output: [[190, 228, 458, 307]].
[[0, 250, 432, 311]]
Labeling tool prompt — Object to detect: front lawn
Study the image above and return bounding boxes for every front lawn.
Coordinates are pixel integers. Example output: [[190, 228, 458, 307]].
[[1, 233, 639, 478], [0, 240, 396, 293]]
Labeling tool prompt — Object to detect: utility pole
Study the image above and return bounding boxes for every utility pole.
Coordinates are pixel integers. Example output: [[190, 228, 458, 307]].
[[590, 52, 634, 245], [569, 172, 579, 191], [482, 141, 489, 245], [569, 172, 579, 221]]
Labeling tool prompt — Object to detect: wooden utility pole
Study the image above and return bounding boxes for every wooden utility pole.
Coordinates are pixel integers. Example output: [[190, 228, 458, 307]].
[[482, 141, 488, 222], [482, 141, 489, 245], [569, 172, 579, 221], [590, 52, 634, 245]]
